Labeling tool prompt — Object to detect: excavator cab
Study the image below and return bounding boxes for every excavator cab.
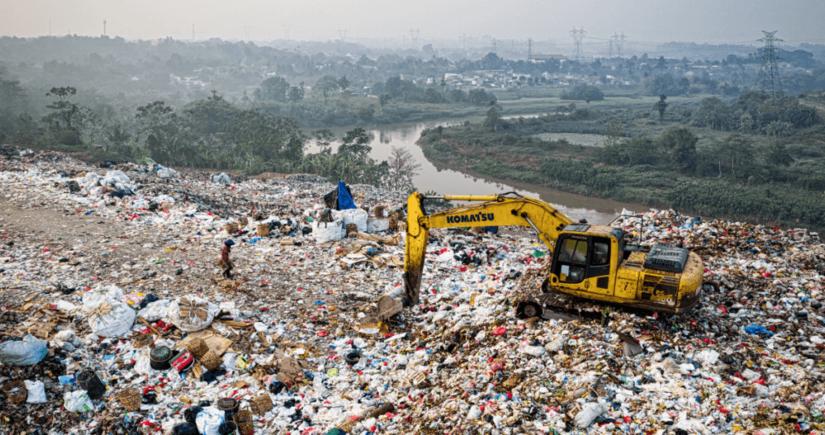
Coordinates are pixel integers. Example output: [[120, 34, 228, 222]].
[[403, 192, 703, 314]]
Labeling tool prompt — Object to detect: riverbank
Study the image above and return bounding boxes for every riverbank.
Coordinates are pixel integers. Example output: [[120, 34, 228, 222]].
[[418, 123, 825, 232]]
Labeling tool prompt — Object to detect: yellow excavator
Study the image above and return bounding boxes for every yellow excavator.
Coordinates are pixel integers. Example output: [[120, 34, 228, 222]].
[[402, 192, 703, 316]]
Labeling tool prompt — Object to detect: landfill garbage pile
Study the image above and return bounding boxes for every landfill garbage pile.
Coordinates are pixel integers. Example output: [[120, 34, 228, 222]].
[[1, 146, 825, 435]]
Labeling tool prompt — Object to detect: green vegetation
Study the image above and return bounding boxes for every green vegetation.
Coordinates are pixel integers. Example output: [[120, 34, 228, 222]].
[[561, 84, 604, 102], [421, 93, 825, 230], [0, 79, 391, 187]]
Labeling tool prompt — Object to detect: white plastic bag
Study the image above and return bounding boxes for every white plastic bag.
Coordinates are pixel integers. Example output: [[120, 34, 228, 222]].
[[104, 170, 130, 184], [56, 300, 79, 312], [696, 349, 720, 365], [167, 296, 220, 332], [88, 300, 136, 338], [133, 349, 153, 375], [64, 390, 94, 412], [521, 345, 547, 357], [52, 330, 82, 352], [138, 299, 171, 322], [210, 173, 232, 185], [575, 402, 607, 428], [82, 285, 124, 313], [333, 208, 368, 232], [366, 218, 390, 233], [25, 380, 47, 403], [196, 406, 225, 435], [0, 334, 48, 366], [312, 220, 344, 243], [158, 168, 177, 178]]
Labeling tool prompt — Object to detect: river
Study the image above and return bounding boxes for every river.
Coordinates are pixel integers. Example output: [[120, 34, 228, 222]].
[[305, 119, 647, 224]]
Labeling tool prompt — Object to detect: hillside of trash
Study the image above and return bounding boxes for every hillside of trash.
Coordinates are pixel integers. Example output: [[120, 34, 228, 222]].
[[1, 145, 825, 435]]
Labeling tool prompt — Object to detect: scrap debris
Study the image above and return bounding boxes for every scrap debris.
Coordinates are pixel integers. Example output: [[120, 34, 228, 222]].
[[1, 145, 825, 434]]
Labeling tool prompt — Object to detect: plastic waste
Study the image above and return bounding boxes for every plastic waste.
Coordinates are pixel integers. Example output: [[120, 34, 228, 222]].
[[24, 380, 47, 403], [167, 295, 220, 332], [312, 220, 344, 243], [575, 402, 607, 428], [63, 390, 94, 412], [744, 324, 774, 336], [88, 300, 137, 337], [195, 406, 226, 435], [0, 334, 48, 366], [210, 173, 232, 185]]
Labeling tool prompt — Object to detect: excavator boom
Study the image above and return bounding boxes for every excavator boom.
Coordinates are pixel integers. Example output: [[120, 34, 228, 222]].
[[403, 192, 573, 305]]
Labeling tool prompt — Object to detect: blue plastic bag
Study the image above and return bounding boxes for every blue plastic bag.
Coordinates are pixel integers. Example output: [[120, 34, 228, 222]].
[[337, 181, 356, 210], [744, 324, 773, 336]]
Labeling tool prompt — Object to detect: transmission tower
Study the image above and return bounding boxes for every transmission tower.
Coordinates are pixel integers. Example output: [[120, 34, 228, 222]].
[[491, 38, 497, 54], [569, 27, 585, 60], [527, 38, 533, 60], [337, 28, 347, 42], [409, 28, 420, 48], [611, 32, 627, 58], [757, 30, 783, 97], [283, 25, 291, 40], [242, 26, 252, 41], [608, 39, 613, 58], [103, 20, 106, 36]]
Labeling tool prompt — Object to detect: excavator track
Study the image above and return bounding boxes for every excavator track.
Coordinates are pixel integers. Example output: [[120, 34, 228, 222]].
[[513, 262, 664, 322]]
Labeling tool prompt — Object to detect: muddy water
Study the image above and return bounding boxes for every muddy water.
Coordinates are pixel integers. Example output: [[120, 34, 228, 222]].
[[305, 120, 647, 224]]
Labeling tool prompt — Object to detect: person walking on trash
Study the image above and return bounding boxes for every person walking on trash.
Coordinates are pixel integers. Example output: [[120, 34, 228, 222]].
[[220, 239, 235, 278]]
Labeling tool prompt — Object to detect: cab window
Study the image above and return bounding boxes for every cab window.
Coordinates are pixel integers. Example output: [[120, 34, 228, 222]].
[[558, 239, 577, 263], [557, 238, 587, 283], [593, 240, 609, 266]]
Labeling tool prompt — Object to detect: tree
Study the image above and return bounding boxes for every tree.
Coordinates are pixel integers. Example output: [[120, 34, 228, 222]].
[[585, 91, 592, 105], [314, 75, 340, 103], [387, 146, 422, 191], [692, 97, 733, 130], [659, 127, 698, 174], [0, 71, 29, 143], [313, 129, 336, 154], [337, 76, 350, 95], [43, 87, 88, 145], [603, 119, 624, 148], [254, 77, 290, 102], [287, 82, 305, 103], [483, 100, 503, 132], [135, 100, 181, 165], [338, 128, 371, 160], [721, 134, 754, 179], [765, 141, 794, 167], [561, 84, 604, 101], [654, 93, 668, 123], [468, 88, 495, 105]]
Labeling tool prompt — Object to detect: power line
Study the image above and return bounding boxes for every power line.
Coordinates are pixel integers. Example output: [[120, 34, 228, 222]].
[[756, 30, 783, 97]]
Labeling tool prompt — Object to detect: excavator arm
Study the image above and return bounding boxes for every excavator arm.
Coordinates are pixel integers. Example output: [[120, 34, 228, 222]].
[[402, 191, 574, 306]]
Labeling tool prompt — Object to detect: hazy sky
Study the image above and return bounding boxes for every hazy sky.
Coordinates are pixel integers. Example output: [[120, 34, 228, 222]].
[[4, 0, 825, 46]]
